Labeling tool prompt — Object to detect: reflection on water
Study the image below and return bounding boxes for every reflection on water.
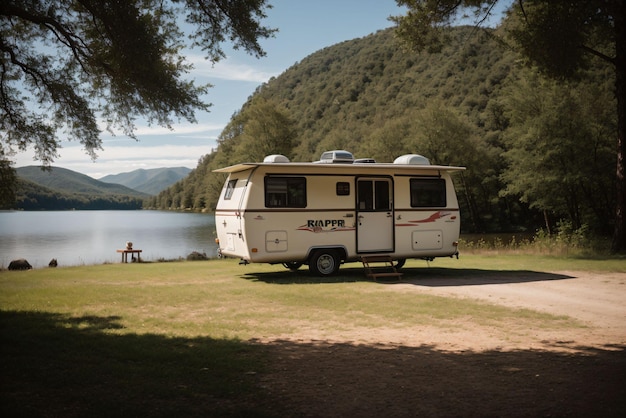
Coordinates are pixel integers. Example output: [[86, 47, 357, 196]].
[[0, 211, 218, 268]]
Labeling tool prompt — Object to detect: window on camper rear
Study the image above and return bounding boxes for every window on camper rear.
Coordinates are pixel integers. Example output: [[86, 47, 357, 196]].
[[224, 179, 237, 200], [265, 177, 307, 207], [410, 178, 446, 207]]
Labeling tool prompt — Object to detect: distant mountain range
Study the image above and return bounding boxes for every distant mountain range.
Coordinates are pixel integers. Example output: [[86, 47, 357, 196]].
[[17, 166, 148, 196], [12, 166, 190, 210], [99, 167, 191, 195]]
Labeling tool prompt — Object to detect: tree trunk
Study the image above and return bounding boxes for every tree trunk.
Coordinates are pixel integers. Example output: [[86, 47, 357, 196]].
[[543, 210, 551, 235], [612, 2, 626, 253], [459, 171, 483, 232]]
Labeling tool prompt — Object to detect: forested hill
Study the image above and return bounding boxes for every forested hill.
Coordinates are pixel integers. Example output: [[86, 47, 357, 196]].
[[257, 27, 515, 161], [13, 166, 147, 210], [149, 26, 616, 236]]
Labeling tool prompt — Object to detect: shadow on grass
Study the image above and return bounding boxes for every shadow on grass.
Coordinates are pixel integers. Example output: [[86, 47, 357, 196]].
[[399, 267, 575, 286], [240, 266, 369, 285], [1, 310, 625, 417], [258, 339, 626, 417], [241, 265, 574, 286], [0, 310, 272, 418]]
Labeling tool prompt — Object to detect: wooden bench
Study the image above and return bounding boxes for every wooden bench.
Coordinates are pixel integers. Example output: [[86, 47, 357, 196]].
[[361, 255, 403, 281], [117, 249, 142, 263]]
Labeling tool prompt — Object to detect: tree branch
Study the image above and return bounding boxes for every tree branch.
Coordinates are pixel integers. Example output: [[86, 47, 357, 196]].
[[0, 39, 49, 89], [579, 43, 616, 65], [474, 0, 500, 27], [1, 3, 92, 72]]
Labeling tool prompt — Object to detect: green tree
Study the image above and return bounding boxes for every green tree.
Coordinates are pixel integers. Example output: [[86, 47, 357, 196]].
[[0, 159, 16, 208], [404, 102, 498, 232], [501, 71, 616, 233], [392, 0, 626, 252], [0, 0, 275, 167], [362, 116, 415, 163], [231, 97, 297, 162]]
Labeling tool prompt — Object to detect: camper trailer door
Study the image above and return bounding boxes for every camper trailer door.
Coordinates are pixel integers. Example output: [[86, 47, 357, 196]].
[[356, 177, 394, 252]]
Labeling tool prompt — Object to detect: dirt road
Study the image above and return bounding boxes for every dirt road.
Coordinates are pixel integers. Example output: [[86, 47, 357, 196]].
[[398, 269, 626, 351], [259, 270, 626, 417]]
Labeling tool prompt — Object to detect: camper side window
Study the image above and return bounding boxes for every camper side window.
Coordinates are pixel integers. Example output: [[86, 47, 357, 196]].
[[410, 178, 446, 207], [224, 179, 237, 200], [336, 182, 350, 196], [265, 177, 307, 208]]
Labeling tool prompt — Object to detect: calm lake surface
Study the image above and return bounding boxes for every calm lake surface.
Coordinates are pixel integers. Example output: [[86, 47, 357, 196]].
[[0, 210, 218, 268]]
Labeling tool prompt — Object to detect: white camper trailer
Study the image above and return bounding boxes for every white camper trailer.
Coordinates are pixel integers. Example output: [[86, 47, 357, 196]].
[[214, 151, 465, 276]]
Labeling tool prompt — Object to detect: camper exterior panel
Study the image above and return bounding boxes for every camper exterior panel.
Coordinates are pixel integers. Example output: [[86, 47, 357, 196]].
[[393, 211, 458, 257], [214, 156, 464, 269], [239, 208, 356, 263], [412, 230, 444, 251], [214, 168, 254, 260], [265, 230, 288, 252]]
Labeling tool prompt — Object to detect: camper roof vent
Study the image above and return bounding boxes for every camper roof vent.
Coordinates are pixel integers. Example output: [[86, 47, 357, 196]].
[[316, 150, 354, 164], [394, 154, 431, 165], [263, 154, 290, 163], [354, 158, 376, 164]]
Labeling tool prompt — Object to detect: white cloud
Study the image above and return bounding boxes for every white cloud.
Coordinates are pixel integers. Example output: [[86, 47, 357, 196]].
[[136, 122, 224, 136], [100, 122, 225, 138], [12, 118, 225, 179], [188, 54, 279, 82], [14, 144, 216, 178]]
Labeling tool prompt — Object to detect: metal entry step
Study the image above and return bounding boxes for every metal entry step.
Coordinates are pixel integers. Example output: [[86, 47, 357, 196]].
[[361, 255, 403, 281]]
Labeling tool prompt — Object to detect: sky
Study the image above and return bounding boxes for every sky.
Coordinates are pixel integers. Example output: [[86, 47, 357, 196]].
[[13, 0, 510, 179]]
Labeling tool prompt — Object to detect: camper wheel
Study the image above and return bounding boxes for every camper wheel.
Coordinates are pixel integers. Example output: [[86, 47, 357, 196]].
[[394, 259, 406, 270], [308, 249, 340, 276], [282, 262, 303, 271]]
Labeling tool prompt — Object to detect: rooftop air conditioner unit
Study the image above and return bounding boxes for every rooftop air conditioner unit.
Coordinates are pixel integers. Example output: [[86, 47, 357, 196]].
[[263, 154, 290, 163], [316, 150, 354, 164], [393, 154, 431, 165]]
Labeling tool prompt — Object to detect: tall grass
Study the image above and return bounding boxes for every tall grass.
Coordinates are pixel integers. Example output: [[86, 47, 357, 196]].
[[461, 222, 619, 258]]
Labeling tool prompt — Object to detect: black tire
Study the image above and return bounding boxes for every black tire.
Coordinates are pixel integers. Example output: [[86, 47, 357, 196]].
[[308, 249, 340, 276], [394, 259, 406, 270], [282, 261, 303, 271]]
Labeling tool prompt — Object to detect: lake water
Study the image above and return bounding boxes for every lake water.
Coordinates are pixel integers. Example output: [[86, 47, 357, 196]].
[[0, 211, 218, 268]]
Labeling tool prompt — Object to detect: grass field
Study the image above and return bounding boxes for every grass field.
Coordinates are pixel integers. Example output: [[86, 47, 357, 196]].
[[1, 255, 624, 416]]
